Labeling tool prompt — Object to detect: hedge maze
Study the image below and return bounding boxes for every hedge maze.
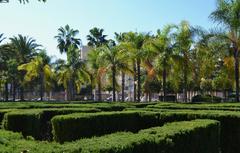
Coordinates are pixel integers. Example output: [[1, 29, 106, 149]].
[[1, 102, 240, 153]]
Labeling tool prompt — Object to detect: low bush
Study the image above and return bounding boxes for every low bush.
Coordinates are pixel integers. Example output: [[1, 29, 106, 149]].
[[0, 119, 219, 153], [63, 119, 219, 153], [51, 111, 161, 143], [142, 109, 240, 153], [2, 108, 100, 140], [192, 95, 222, 103]]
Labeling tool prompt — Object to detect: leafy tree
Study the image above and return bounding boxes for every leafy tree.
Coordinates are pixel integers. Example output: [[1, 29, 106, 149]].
[[10, 34, 40, 101], [0, 0, 46, 3], [173, 21, 195, 102], [87, 27, 108, 47], [55, 25, 81, 54], [150, 25, 176, 101], [123, 32, 149, 102], [57, 45, 89, 101], [87, 48, 106, 101], [210, 0, 240, 102], [86, 27, 108, 101], [18, 50, 54, 101], [99, 41, 131, 102]]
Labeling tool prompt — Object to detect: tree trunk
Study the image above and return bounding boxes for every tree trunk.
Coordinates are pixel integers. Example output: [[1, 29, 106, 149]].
[[163, 66, 167, 102], [20, 86, 24, 101], [149, 92, 152, 102], [137, 59, 141, 102], [12, 80, 16, 102], [112, 66, 116, 102], [133, 61, 137, 102], [234, 48, 239, 102], [121, 72, 125, 102], [4, 83, 8, 102], [98, 81, 102, 101], [183, 59, 188, 102], [40, 72, 44, 101]]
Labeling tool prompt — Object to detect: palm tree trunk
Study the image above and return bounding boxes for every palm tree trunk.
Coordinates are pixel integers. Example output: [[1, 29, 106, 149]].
[[234, 48, 239, 102], [163, 66, 167, 102], [20, 86, 24, 101], [137, 59, 141, 102], [149, 92, 152, 102], [12, 80, 16, 101], [4, 83, 8, 102], [121, 72, 125, 102], [98, 81, 102, 101], [40, 72, 44, 101], [112, 66, 116, 102], [183, 57, 188, 102], [133, 61, 137, 102]]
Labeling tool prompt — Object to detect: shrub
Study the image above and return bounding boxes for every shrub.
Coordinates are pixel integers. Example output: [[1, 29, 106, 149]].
[[51, 111, 162, 143], [192, 95, 222, 103], [2, 108, 100, 140], [0, 119, 219, 153], [64, 119, 219, 153]]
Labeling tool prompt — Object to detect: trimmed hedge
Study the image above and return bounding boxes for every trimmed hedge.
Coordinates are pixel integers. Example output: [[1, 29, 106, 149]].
[[136, 108, 240, 153], [0, 119, 220, 153], [51, 111, 161, 143], [147, 102, 240, 111], [63, 119, 219, 153], [2, 108, 100, 140], [192, 95, 222, 103]]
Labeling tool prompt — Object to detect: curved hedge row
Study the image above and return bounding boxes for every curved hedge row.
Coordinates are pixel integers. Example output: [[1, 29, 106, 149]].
[[0, 119, 219, 153]]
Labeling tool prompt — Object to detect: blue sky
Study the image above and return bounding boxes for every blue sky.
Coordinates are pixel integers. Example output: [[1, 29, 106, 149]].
[[0, 0, 216, 59]]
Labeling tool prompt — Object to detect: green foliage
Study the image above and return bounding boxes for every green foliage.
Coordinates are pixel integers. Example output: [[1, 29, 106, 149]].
[[0, 119, 219, 153], [192, 95, 222, 103], [51, 111, 161, 143], [2, 108, 100, 140]]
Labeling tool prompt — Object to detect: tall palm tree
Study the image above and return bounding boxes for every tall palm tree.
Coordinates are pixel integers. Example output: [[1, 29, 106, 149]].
[[173, 21, 195, 102], [57, 45, 89, 101], [87, 48, 106, 101], [0, 0, 46, 3], [18, 50, 54, 101], [115, 32, 129, 102], [100, 41, 131, 102], [150, 25, 176, 101], [87, 27, 108, 47], [55, 25, 84, 101], [210, 0, 240, 102], [86, 27, 108, 101], [10, 34, 40, 101], [55, 25, 81, 54], [124, 32, 149, 102]]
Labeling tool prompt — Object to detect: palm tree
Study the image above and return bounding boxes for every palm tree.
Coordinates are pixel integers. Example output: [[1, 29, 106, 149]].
[[18, 50, 54, 101], [100, 41, 131, 102], [87, 48, 107, 101], [124, 32, 149, 102], [55, 25, 84, 101], [57, 45, 89, 101], [86, 27, 108, 101], [87, 27, 108, 47], [0, 0, 46, 3], [173, 21, 195, 102], [115, 32, 129, 102], [150, 25, 176, 101], [55, 25, 81, 54], [210, 0, 240, 102], [10, 34, 40, 101]]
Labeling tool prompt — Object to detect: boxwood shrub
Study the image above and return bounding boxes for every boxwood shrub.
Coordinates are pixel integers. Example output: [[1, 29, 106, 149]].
[[2, 108, 100, 140], [63, 119, 219, 153], [0, 119, 219, 153], [51, 111, 162, 143]]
